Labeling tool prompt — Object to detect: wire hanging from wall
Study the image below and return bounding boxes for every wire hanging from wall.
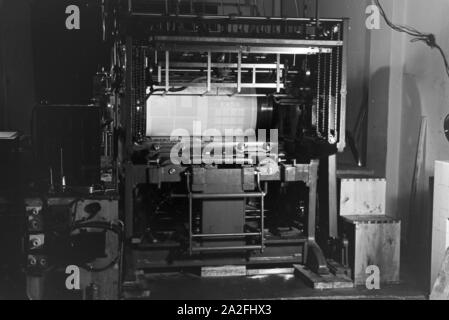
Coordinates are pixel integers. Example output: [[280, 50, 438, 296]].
[[375, 0, 449, 78]]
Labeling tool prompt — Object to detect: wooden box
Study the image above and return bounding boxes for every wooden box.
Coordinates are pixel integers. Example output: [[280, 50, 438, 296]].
[[339, 178, 386, 216], [341, 215, 401, 286]]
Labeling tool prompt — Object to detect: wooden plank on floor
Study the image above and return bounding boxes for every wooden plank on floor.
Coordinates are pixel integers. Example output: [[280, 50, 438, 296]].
[[122, 271, 425, 300], [247, 268, 294, 276], [201, 265, 247, 278]]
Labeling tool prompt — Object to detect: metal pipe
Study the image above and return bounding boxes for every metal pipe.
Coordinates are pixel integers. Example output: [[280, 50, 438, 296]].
[[165, 50, 170, 91], [172, 192, 265, 199], [159, 62, 285, 69], [60, 148, 65, 189], [337, 19, 348, 152], [276, 53, 281, 93], [130, 13, 343, 23], [260, 188, 265, 252], [188, 192, 193, 254], [252, 66, 256, 84], [156, 82, 285, 89], [237, 51, 242, 93], [187, 172, 193, 254], [165, 0, 170, 30], [328, 50, 333, 141], [150, 93, 288, 97], [192, 232, 261, 238], [191, 245, 263, 252], [207, 51, 211, 92]]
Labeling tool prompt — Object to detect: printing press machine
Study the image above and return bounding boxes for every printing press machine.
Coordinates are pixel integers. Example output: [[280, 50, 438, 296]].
[[20, 0, 350, 299], [112, 1, 348, 274]]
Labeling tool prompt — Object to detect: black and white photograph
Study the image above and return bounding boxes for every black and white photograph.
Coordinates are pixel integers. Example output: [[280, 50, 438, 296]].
[[0, 0, 448, 305]]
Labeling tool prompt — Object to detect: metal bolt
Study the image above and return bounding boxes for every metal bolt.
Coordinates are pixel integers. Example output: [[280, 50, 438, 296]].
[[40, 258, 47, 267], [28, 256, 37, 266]]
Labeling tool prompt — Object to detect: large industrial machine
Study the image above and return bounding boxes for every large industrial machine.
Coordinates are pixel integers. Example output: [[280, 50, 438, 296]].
[[94, 0, 348, 277], [22, 0, 349, 299]]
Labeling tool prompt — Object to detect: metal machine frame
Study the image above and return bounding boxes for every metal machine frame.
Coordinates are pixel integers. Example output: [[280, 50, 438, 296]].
[[111, 6, 348, 275]]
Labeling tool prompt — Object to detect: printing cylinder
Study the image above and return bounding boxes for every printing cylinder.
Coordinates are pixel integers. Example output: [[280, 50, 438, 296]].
[[146, 89, 259, 137]]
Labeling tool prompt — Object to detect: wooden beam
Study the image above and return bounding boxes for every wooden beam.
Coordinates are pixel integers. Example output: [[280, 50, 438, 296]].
[[328, 155, 338, 238]]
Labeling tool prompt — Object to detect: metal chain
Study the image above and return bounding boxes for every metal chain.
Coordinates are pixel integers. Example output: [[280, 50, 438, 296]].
[[321, 52, 328, 136], [132, 46, 146, 140], [132, 47, 137, 138], [316, 53, 321, 137], [140, 48, 146, 139], [328, 49, 333, 142], [334, 47, 340, 142]]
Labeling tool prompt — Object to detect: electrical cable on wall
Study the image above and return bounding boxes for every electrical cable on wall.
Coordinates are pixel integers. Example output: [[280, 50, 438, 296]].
[[375, 0, 449, 78]]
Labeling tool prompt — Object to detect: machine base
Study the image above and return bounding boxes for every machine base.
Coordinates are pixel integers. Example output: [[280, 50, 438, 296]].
[[294, 264, 354, 290]]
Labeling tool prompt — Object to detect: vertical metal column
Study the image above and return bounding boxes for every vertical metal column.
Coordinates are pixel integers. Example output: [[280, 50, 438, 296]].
[[124, 37, 134, 238], [337, 20, 348, 152], [165, 50, 170, 92], [252, 66, 256, 85], [186, 172, 193, 255], [237, 51, 242, 93], [276, 53, 281, 93], [207, 51, 211, 93], [188, 192, 193, 254], [328, 49, 333, 142], [316, 53, 321, 137], [260, 182, 268, 253], [305, 159, 329, 274], [328, 155, 338, 238], [125, 38, 133, 157], [307, 160, 319, 241]]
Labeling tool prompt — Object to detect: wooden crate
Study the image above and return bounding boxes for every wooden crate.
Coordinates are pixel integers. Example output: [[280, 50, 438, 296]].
[[341, 215, 401, 286], [339, 178, 386, 216]]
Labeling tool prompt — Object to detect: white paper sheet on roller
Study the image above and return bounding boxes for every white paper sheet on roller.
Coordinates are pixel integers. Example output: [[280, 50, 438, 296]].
[[146, 88, 258, 136]]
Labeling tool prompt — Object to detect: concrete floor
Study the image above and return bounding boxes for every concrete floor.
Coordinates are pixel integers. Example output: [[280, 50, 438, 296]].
[[124, 269, 427, 300], [0, 263, 427, 300], [123, 244, 428, 300]]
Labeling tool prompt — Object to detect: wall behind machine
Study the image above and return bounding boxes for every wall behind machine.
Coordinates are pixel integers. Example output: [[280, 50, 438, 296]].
[[31, 0, 108, 105], [0, 0, 35, 133], [1, 0, 108, 132], [363, 0, 449, 291], [397, 0, 449, 291]]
